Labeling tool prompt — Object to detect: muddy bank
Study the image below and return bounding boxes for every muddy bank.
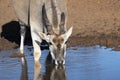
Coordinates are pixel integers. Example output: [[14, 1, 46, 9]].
[[0, 38, 18, 51], [1, 32, 120, 51], [68, 35, 120, 51], [1, 0, 120, 51]]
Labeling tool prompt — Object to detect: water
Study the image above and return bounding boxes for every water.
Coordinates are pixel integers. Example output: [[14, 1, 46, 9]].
[[0, 46, 120, 80]]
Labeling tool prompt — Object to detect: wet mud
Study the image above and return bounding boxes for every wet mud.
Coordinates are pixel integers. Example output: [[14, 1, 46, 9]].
[[1, 33, 120, 51], [1, 34, 120, 51]]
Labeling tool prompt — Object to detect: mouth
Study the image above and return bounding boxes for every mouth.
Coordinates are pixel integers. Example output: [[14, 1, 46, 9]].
[[55, 64, 65, 69], [55, 60, 65, 65]]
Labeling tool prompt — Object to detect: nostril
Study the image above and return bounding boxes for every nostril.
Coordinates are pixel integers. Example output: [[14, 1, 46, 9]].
[[57, 61, 63, 65], [55, 60, 65, 65]]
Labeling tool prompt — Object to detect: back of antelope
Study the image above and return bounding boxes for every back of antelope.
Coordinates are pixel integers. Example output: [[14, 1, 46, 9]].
[[12, 0, 73, 65]]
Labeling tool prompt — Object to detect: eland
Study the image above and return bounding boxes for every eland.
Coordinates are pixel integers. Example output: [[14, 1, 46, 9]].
[[12, 0, 73, 65]]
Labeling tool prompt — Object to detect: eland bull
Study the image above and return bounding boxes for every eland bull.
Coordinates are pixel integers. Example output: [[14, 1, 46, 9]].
[[12, 0, 73, 65]]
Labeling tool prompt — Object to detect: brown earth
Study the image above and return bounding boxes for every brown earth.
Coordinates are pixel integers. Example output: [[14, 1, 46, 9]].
[[0, 0, 120, 51]]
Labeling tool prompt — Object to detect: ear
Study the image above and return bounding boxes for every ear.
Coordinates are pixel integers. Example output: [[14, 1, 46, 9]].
[[39, 32, 49, 42], [62, 27, 73, 41]]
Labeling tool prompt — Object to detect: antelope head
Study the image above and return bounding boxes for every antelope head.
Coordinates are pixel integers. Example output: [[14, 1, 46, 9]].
[[39, 5, 73, 65]]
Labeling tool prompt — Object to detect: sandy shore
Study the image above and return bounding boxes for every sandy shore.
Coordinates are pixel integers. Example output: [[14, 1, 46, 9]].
[[0, 0, 120, 51]]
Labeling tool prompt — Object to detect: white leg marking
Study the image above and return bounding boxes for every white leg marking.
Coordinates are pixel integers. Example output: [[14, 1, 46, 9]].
[[20, 35, 25, 53], [21, 57, 25, 65], [20, 25, 26, 54]]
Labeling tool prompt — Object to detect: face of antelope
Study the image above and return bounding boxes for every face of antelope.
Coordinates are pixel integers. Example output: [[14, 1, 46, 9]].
[[40, 5, 73, 65], [39, 27, 72, 65]]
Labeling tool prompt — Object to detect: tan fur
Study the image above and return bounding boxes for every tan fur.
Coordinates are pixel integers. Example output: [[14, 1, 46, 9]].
[[34, 52, 40, 59], [13, 0, 71, 64], [52, 36, 64, 50], [53, 36, 64, 44]]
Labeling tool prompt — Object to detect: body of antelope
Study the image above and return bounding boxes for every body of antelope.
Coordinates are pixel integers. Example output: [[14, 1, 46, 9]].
[[12, 0, 72, 65]]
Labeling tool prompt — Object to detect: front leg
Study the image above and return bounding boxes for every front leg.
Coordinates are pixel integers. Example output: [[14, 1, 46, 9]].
[[31, 32, 42, 61], [19, 22, 26, 54], [33, 40, 41, 61]]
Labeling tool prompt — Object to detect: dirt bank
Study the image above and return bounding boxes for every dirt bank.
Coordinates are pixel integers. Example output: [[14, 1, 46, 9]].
[[0, 0, 120, 51]]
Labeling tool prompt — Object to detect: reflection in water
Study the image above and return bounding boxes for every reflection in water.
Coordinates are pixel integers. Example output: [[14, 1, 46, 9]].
[[43, 64, 66, 80], [20, 57, 28, 80], [34, 61, 42, 80], [20, 54, 66, 80], [1, 46, 120, 80], [50, 65, 66, 80], [43, 54, 66, 80]]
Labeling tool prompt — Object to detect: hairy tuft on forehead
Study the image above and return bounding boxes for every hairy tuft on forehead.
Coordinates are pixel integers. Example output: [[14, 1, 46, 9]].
[[52, 36, 64, 44]]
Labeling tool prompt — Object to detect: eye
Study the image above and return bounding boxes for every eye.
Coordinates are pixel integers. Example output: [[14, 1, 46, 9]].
[[65, 41, 68, 44], [48, 42, 52, 45]]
